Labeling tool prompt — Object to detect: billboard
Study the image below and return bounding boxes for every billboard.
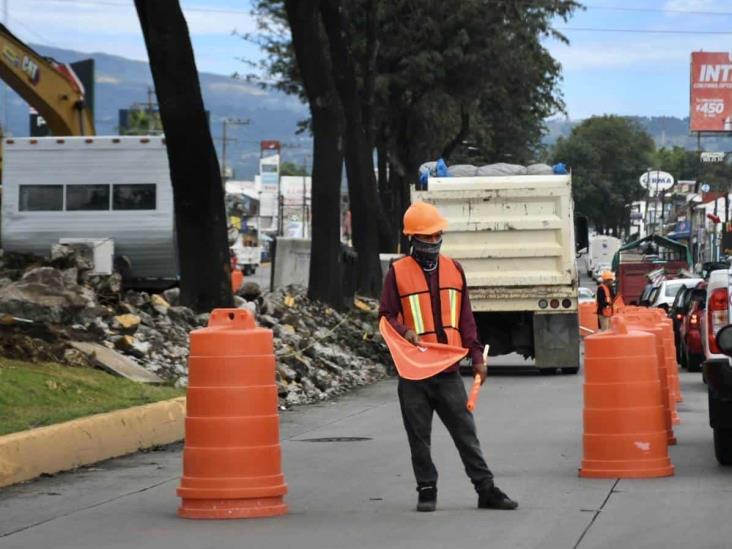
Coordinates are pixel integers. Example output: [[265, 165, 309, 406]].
[[690, 52, 732, 132]]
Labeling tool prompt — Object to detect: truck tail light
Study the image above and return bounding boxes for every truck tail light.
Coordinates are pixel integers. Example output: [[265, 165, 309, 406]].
[[708, 288, 729, 354]]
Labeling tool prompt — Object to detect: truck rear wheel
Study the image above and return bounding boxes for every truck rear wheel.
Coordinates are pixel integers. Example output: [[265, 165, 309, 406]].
[[714, 428, 732, 465]]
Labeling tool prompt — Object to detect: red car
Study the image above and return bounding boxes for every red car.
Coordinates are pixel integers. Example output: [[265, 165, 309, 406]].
[[679, 282, 707, 372]]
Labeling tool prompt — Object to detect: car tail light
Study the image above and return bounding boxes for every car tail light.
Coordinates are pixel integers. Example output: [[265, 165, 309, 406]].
[[708, 288, 729, 354], [690, 313, 699, 326], [676, 313, 683, 320]]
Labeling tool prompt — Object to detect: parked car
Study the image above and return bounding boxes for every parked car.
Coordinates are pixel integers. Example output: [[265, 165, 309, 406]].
[[678, 283, 706, 372], [639, 281, 660, 307], [578, 287, 595, 303], [650, 277, 703, 311], [701, 267, 732, 464]]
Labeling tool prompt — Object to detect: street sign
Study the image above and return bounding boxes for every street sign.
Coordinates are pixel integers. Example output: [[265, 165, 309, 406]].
[[639, 170, 674, 192], [701, 151, 726, 163]]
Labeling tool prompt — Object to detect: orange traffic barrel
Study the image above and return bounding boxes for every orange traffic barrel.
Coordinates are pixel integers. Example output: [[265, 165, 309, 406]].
[[580, 316, 674, 478], [231, 269, 244, 294], [654, 311, 683, 405], [178, 309, 288, 519], [579, 302, 598, 337], [620, 307, 681, 424], [620, 313, 676, 445]]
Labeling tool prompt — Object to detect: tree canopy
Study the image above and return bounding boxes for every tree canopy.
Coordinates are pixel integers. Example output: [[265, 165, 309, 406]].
[[552, 115, 656, 236]]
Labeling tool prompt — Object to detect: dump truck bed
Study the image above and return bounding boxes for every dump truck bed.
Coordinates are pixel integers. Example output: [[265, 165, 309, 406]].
[[413, 174, 577, 312]]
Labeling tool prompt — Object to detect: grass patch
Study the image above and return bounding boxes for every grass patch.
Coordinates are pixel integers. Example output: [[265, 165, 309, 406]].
[[0, 358, 184, 436]]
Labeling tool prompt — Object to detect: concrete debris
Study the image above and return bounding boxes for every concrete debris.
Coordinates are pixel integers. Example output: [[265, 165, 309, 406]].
[[69, 341, 163, 383], [0, 249, 391, 408]]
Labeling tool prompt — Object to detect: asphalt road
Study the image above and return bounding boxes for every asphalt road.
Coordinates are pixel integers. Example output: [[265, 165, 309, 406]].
[[1, 365, 730, 549]]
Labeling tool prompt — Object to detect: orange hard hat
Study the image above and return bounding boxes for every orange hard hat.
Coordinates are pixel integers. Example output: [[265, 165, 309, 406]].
[[601, 271, 615, 281], [403, 202, 448, 236]]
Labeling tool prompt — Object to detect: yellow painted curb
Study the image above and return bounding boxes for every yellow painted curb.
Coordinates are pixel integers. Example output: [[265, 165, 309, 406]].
[[0, 397, 186, 488]]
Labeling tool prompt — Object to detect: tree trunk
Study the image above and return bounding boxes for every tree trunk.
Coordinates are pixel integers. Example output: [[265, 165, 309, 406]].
[[284, 0, 345, 310], [134, 0, 233, 313], [320, 0, 385, 297]]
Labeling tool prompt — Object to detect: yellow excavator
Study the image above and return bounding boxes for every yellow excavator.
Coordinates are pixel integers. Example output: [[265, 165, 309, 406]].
[[0, 23, 94, 140]]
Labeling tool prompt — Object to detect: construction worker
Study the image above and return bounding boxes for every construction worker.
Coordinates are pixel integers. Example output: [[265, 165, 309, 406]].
[[378, 201, 518, 513], [597, 271, 616, 331]]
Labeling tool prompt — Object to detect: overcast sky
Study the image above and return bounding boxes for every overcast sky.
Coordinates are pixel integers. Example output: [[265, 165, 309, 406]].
[[7, 0, 732, 119]]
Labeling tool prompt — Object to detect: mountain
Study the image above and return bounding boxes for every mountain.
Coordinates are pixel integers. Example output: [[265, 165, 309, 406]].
[[2, 44, 310, 179]]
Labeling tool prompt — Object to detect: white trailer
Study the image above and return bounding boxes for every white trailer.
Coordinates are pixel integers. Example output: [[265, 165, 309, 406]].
[[1, 136, 177, 283], [587, 235, 621, 276], [413, 174, 580, 372]]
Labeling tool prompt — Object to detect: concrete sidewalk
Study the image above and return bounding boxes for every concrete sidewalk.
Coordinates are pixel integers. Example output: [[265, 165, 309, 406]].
[[1, 368, 730, 549]]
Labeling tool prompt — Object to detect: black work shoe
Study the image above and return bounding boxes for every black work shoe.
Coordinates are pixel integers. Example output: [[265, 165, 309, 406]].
[[416, 485, 437, 512], [478, 485, 518, 510]]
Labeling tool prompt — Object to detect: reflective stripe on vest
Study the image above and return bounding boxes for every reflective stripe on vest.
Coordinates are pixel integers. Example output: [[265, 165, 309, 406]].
[[393, 255, 464, 346], [599, 284, 613, 317]]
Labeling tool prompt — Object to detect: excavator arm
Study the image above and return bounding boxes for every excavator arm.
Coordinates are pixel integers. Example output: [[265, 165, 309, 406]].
[[0, 24, 94, 135]]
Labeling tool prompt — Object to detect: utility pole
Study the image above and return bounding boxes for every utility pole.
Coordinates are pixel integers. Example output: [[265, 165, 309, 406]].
[[2, 0, 8, 134], [302, 157, 308, 238], [219, 117, 249, 181]]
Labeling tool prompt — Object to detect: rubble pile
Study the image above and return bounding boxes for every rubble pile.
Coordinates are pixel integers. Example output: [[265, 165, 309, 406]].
[[0, 246, 392, 408]]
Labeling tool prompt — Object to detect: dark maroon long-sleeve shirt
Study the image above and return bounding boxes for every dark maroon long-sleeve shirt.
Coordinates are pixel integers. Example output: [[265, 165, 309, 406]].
[[379, 258, 484, 373]]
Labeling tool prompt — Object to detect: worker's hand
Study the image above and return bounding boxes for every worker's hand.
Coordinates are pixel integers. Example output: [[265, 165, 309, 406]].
[[473, 362, 487, 385], [404, 329, 420, 345]]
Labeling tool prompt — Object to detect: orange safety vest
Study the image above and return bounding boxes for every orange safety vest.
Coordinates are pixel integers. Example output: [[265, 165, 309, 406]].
[[392, 255, 464, 347], [599, 284, 614, 317]]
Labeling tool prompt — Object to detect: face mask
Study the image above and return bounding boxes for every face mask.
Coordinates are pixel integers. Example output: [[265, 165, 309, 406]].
[[411, 236, 442, 271]]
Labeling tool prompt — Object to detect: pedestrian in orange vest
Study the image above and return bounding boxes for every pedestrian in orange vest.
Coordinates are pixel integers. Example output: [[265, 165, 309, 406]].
[[596, 271, 616, 331], [378, 201, 517, 513]]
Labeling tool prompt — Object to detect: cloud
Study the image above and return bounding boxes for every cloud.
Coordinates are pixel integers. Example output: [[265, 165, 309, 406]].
[[207, 81, 267, 97], [95, 74, 121, 84]]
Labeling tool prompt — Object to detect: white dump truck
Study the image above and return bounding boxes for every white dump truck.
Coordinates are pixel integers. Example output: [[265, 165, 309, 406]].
[[413, 173, 580, 373]]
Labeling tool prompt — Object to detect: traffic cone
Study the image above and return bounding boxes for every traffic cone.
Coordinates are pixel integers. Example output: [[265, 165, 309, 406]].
[[177, 309, 288, 519], [579, 302, 599, 337], [619, 313, 676, 445], [580, 316, 674, 478], [621, 307, 681, 425], [231, 269, 244, 294]]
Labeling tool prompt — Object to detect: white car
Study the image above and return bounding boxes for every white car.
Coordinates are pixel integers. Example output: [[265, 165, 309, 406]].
[[578, 287, 595, 303], [650, 278, 703, 311], [701, 267, 732, 464]]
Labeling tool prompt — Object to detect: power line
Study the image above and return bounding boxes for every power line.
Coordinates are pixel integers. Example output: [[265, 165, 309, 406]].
[[556, 26, 732, 35], [583, 3, 732, 17]]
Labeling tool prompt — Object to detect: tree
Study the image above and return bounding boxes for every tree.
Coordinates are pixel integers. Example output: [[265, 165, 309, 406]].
[[283, 0, 347, 310], [134, 0, 233, 312], [280, 161, 308, 176], [551, 116, 656, 235]]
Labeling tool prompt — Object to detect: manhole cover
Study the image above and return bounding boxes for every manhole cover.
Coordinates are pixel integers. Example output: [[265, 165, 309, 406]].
[[298, 437, 372, 443]]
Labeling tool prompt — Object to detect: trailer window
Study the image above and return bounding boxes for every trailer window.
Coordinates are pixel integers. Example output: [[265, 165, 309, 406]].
[[66, 185, 110, 210], [113, 184, 156, 210], [19, 185, 63, 211]]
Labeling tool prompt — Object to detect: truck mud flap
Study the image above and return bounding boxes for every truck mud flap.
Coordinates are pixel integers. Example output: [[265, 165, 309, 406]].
[[533, 312, 580, 369]]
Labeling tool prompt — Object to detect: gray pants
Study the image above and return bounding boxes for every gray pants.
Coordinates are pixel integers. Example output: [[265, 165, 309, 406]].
[[397, 372, 494, 492]]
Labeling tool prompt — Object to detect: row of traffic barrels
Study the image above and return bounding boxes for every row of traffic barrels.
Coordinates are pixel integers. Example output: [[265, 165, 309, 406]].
[[580, 306, 682, 478]]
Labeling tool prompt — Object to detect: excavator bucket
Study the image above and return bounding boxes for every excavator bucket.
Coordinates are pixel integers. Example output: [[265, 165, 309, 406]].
[[379, 317, 468, 380]]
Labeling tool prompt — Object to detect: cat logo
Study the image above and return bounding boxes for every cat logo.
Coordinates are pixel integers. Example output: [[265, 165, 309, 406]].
[[21, 56, 39, 85]]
